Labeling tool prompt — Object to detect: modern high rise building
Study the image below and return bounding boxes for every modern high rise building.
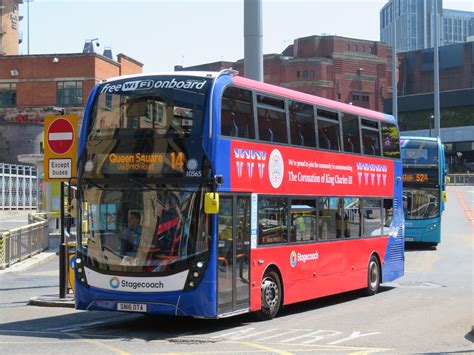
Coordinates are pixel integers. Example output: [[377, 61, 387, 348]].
[[443, 9, 474, 45], [380, 0, 473, 51]]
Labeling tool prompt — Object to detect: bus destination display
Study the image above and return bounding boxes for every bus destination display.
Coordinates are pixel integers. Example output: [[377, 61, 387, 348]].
[[402, 168, 438, 187]]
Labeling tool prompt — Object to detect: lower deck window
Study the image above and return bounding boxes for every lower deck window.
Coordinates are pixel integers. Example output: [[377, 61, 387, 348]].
[[258, 197, 288, 245]]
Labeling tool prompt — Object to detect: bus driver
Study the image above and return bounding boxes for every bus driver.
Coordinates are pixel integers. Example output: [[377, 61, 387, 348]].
[[119, 211, 142, 256]]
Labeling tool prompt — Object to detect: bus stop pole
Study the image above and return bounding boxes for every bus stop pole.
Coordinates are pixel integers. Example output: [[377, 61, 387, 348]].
[[59, 181, 68, 298]]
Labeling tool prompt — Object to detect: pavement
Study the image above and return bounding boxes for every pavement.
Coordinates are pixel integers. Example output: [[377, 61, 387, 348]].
[[0, 230, 76, 308]]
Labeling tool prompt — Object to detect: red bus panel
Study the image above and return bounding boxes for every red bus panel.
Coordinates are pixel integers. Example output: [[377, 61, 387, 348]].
[[230, 141, 394, 197]]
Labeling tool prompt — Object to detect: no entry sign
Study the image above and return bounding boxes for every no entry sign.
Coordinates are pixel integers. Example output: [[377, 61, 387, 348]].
[[44, 114, 78, 182], [47, 118, 75, 155]]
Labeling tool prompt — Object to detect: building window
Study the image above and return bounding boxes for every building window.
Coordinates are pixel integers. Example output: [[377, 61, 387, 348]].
[[297, 71, 300, 78], [303, 70, 308, 78], [105, 93, 113, 110], [354, 45, 358, 51], [57, 81, 83, 106], [0, 83, 16, 107], [346, 44, 351, 50], [368, 47, 373, 53]]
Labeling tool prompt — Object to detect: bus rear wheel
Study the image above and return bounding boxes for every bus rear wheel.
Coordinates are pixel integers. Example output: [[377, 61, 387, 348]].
[[256, 270, 281, 321], [364, 255, 380, 296]]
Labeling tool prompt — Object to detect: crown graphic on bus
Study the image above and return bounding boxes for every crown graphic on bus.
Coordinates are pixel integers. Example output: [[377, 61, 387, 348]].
[[356, 162, 388, 186], [234, 149, 267, 180]]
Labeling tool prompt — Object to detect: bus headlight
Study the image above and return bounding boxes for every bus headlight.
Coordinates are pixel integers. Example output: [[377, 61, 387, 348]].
[[426, 223, 438, 231], [184, 258, 207, 291]]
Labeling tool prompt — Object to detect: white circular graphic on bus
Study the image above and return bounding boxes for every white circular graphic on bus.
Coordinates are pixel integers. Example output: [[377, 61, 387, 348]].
[[268, 149, 284, 189]]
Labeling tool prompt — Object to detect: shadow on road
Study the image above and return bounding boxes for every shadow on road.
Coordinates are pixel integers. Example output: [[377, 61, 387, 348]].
[[405, 242, 437, 252], [0, 285, 397, 342]]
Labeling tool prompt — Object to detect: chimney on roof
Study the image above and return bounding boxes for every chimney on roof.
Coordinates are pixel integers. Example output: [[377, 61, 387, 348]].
[[103, 47, 113, 60], [83, 41, 93, 54], [83, 39, 100, 54]]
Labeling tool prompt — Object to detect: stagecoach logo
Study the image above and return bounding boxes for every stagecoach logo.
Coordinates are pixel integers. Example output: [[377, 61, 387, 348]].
[[268, 149, 284, 189], [101, 78, 208, 94], [290, 250, 319, 267], [110, 276, 120, 289], [356, 162, 388, 187], [290, 251, 297, 267], [234, 148, 267, 180]]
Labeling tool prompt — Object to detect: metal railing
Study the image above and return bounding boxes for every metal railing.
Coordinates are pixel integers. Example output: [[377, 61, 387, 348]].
[[0, 221, 49, 270], [0, 163, 38, 210], [447, 174, 474, 186]]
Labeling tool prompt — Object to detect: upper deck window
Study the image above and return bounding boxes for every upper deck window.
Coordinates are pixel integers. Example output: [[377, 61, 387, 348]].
[[317, 109, 340, 151], [342, 113, 361, 153], [257, 95, 287, 144], [90, 76, 210, 140], [361, 119, 381, 156], [289, 101, 316, 148], [221, 86, 255, 139], [381, 122, 400, 159]]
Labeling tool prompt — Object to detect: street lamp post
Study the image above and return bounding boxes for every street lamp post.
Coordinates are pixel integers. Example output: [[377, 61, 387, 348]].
[[456, 152, 463, 172], [428, 114, 434, 137]]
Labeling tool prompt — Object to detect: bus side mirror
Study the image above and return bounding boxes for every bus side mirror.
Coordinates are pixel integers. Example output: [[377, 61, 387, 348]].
[[205, 192, 219, 214], [442, 191, 447, 202]]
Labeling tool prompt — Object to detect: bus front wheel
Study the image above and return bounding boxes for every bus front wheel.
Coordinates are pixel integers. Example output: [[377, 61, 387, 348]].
[[364, 255, 380, 296], [256, 270, 282, 320]]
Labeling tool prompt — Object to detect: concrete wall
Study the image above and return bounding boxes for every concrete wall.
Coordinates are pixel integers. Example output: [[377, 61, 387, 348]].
[[0, 122, 43, 164]]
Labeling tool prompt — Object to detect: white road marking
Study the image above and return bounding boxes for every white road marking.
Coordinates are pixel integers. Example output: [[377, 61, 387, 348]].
[[281, 329, 342, 343], [327, 331, 381, 345]]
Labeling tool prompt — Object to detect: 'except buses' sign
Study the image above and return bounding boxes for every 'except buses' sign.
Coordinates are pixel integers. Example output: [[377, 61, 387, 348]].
[[44, 114, 78, 182]]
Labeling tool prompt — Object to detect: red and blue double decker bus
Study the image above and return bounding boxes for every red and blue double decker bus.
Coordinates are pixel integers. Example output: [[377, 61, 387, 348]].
[[75, 70, 404, 319]]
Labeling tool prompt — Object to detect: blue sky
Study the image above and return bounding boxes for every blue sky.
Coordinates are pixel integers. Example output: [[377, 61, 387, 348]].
[[21, 0, 473, 73]]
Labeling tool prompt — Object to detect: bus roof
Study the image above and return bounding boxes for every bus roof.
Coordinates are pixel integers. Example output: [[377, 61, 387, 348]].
[[100, 71, 218, 84], [99, 71, 395, 123], [232, 75, 393, 123]]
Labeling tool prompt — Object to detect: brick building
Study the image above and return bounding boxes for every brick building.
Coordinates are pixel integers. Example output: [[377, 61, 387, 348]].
[[177, 35, 394, 112], [0, 0, 22, 55], [0, 52, 143, 163]]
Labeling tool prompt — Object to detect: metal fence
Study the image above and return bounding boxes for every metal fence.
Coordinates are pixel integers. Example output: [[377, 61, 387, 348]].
[[447, 174, 474, 185], [0, 221, 49, 270], [0, 163, 38, 210]]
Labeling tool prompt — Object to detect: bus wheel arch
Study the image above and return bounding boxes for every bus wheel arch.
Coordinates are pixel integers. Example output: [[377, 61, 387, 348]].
[[256, 265, 283, 320], [364, 253, 381, 296]]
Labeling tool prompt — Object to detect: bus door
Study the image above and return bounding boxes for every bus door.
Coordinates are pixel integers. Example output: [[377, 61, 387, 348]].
[[217, 195, 251, 315]]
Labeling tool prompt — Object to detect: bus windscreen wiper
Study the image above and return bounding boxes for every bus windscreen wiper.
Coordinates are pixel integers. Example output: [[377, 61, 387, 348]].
[[128, 178, 154, 190], [80, 177, 105, 190]]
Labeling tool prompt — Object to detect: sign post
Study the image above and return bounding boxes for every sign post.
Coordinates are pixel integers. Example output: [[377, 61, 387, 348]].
[[43, 114, 78, 299]]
